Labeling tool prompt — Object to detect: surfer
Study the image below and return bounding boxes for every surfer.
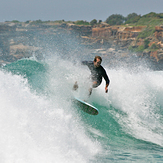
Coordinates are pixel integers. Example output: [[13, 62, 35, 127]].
[[73, 56, 110, 95]]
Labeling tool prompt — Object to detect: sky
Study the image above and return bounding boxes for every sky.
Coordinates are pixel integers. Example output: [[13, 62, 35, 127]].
[[0, 0, 163, 22]]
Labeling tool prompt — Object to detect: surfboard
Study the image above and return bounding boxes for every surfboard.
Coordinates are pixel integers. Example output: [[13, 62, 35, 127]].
[[74, 97, 99, 115]]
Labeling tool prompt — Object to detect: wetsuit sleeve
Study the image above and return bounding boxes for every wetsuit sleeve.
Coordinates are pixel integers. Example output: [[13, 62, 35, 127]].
[[102, 68, 110, 85], [82, 61, 89, 65]]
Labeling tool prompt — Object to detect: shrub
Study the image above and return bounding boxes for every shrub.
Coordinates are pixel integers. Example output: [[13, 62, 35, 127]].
[[75, 20, 90, 25], [98, 20, 102, 24], [90, 19, 97, 26], [142, 12, 158, 18], [158, 13, 163, 18], [125, 13, 141, 24], [106, 14, 125, 25]]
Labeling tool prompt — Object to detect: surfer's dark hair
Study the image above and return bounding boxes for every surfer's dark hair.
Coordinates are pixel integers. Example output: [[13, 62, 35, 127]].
[[94, 56, 102, 62]]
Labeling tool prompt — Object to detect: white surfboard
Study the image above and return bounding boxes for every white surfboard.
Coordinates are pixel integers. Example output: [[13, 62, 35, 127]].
[[74, 97, 99, 115]]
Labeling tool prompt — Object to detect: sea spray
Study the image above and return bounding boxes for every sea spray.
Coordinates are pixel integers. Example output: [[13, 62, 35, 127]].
[[106, 69, 163, 147], [0, 69, 102, 163]]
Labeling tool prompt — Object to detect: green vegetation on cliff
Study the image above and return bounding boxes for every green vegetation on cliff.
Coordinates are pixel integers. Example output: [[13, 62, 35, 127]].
[[125, 13, 141, 24], [105, 12, 163, 26], [74, 20, 90, 25], [120, 12, 163, 53], [105, 14, 125, 25], [137, 26, 155, 39], [23, 12, 163, 28]]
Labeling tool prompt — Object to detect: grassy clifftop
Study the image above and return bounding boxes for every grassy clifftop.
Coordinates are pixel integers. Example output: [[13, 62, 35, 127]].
[[24, 12, 163, 38]]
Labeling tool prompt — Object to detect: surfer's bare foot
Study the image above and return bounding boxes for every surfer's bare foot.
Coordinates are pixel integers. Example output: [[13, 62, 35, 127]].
[[73, 81, 78, 90], [88, 88, 92, 96]]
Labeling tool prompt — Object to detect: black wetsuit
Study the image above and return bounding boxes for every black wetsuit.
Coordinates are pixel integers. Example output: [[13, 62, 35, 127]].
[[82, 61, 110, 88]]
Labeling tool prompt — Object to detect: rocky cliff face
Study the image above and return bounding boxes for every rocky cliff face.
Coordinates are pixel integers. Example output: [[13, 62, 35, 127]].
[[0, 22, 163, 69], [91, 25, 163, 63], [92, 25, 147, 47], [66, 23, 92, 36], [92, 26, 146, 40], [155, 26, 163, 42]]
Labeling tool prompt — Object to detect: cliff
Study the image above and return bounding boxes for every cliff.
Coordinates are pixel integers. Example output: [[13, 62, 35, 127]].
[[0, 21, 163, 69]]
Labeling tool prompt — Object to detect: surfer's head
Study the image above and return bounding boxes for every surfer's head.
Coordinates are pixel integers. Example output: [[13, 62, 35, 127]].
[[94, 56, 102, 68]]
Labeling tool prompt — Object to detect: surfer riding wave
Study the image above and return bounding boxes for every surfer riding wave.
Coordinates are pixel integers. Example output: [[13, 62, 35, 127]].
[[73, 56, 110, 96]]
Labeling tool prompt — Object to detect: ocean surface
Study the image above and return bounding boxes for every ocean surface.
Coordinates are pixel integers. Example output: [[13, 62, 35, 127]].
[[0, 32, 163, 162]]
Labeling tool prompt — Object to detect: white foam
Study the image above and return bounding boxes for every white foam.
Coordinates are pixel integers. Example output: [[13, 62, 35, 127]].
[[107, 69, 163, 146], [0, 69, 101, 162]]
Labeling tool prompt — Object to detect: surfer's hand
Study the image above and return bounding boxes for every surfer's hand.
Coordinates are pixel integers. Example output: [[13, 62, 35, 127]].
[[105, 87, 108, 93]]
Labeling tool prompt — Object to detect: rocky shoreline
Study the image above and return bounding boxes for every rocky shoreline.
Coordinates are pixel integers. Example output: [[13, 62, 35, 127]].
[[0, 21, 163, 70]]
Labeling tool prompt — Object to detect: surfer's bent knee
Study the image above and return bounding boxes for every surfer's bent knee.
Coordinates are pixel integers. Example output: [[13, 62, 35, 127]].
[[92, 81, 101, 88]]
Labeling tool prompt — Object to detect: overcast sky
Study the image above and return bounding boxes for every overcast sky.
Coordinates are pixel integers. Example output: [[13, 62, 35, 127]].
[[0, 0, 163, 22]]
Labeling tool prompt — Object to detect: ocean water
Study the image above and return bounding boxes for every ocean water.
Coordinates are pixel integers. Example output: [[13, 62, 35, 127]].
[[0, 53, 163, 163]]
